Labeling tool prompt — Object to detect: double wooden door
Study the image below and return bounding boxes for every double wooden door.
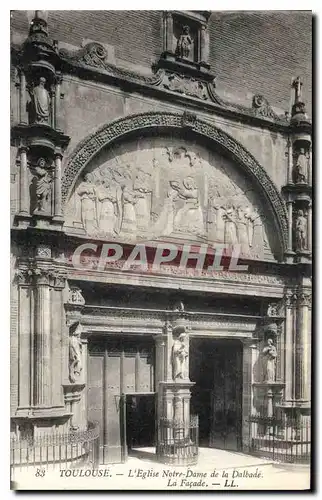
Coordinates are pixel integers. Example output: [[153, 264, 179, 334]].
[[87, 335, 155, 463]]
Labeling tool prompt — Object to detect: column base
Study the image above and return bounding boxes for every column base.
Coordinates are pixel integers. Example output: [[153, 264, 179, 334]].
[[13, 213, 32, 229]]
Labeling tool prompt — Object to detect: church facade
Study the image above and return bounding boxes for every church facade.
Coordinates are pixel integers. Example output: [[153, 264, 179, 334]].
[[10, 11, 312, 468]]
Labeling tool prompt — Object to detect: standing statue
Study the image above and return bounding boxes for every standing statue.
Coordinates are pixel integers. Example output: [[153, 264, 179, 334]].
[[120, 185, 137, 235], [223, 206, 238, 244], [262, 338, 277, 382], [69, 322, 83, 383], [134, 169, 152, 232], [295, 148, 308, 184], [172, 333, 189, 380], [176, 25, 193, 59], [295, 210, 308, 251], [95, 179, 120, 235], [31, 77, 50, 124], [33, 158, 52, 213]]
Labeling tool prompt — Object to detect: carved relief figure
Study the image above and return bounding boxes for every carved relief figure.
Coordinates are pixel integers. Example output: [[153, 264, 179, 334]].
[[95, 179, 121, 235], [209, 202, 226, 243], [120, 185, 137, 235], [172, 333, 189, 380], [295, 148, 308, 184], [33, 158, 52, 213], [133, 169, 152, 232], [295, 210, 308, 251], [236, 206, 250, 254], [176, 25, 193, 59], [172, 177, 204, 236], [262, 338, 277, 382], [152, 183, 178, 237], [77, 173, 98, 235], [31, 77, 50, 124], [223, 206, 238, 244], [69, 322, 83, 383]]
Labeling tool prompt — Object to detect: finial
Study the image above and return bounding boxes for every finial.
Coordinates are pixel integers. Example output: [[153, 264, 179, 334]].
[[29, 10, 48, 37], [292, 76, 302, 103]]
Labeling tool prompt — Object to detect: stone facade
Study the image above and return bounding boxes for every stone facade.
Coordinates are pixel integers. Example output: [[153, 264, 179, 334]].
[[10, 11, 312, 465]]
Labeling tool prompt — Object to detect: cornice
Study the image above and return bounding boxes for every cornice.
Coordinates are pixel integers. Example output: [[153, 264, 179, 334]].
[[11, 42, 291, 133]]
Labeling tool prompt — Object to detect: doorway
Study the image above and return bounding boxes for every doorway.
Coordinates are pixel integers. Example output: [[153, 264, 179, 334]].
[[190, 338, 243, 451], [87, 335, 155, 463]]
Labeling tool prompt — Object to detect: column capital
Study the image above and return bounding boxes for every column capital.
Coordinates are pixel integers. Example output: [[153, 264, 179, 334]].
[[297, 289, 312, 308]]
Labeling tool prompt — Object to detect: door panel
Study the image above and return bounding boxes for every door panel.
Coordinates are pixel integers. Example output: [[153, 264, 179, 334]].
[[87, 336, 155, 464]]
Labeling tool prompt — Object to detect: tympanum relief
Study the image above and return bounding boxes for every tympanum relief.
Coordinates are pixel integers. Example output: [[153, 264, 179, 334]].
[[65, 137, 276, 260]]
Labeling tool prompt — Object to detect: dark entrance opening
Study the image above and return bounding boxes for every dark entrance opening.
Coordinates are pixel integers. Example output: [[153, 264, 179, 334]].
[[190, 338, 243, 451], [125, 393, 156, 451]]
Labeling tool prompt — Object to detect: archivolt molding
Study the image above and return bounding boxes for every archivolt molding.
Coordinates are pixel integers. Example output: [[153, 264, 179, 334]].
[[61, 111, 288, 252]]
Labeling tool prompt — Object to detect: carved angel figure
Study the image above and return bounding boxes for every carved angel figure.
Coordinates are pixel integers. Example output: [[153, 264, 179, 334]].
[[172, 177, 205, 235], [172, 333, 189, 380], [176, 25, 193, 59], [31, 77, 50, 124], [262, 338, 277, 382]]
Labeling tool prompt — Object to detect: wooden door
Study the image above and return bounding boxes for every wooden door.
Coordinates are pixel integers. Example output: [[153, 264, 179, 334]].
[[87, 336, 154, 464]]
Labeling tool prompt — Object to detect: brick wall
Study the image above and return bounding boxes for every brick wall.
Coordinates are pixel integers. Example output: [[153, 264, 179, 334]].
[[10, 10, 312, 112]]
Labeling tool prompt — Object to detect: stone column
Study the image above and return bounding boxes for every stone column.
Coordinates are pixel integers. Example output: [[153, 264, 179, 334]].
[[50, 85, 55, 129], [200, 25, 209, 64], [307, 203, 312, 253], [19, 70, 28, 125], [51, 272, 66, 408], [16, 270, 33, 411], [284, 291, 295, 401], [19, 146, 29, 215], [53, 151, 63, 219], [242, 337, 260, 449], [295, 289, 311, 402], [287, 201, 293, 252], [287, 138, 293, 184], [54, 75, 62, 131], [164, 12, 173, 53], [33, 269, 52, 407]]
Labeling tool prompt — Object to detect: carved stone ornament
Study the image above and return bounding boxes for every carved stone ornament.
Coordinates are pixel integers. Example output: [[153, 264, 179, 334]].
[[297, 290, 312, 308], [67, 286, 86, 305], [58, 42, 288, 125], [267, 303, 279, 317], [35, 244, 52, 258], [252, 95, 279, 120], [62, 112, 289, 253]]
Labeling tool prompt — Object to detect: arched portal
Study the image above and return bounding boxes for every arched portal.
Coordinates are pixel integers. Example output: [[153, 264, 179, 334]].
[[62, 111, 288, 260]]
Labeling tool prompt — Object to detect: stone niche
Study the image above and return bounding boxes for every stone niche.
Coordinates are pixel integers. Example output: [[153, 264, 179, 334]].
[[64, 135, 279, 261]]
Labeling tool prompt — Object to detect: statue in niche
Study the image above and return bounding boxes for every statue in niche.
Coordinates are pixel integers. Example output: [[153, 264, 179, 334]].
[[77, 173, 99, 235], [172, 177, 204, 236], [223, 206, 238, 245], [133, 168, 152, 232], [120, 184, 137, 235], [30, 77, 50, 124], [295, 210, 308, 251], [95, 179, 122, 235], [33, 158, 52, 213], [172, 332, 189, 380], [295, 148, 308, 184], [262, 338, 277, 382], [69, 322, 83, 384], [176, 25, 193, 59]]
